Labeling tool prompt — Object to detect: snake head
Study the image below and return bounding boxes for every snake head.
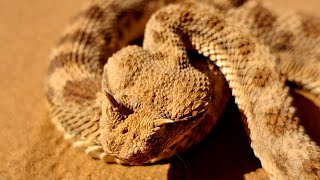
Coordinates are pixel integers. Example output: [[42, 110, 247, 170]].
[[100, 94, 177, 164], [99, 45, 215, 165]]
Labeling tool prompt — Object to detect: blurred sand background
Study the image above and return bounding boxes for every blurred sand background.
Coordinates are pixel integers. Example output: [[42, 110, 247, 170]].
[[0, 0, 319, 179]]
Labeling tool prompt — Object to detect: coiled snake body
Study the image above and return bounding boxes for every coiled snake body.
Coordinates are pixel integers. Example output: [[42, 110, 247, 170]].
[[45, 0, 320, 179]]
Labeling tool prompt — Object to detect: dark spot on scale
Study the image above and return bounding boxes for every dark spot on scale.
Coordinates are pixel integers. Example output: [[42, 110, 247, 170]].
[[122, 128, 128, 134]]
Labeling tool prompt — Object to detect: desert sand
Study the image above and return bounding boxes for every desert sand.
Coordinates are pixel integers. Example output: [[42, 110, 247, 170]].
[[0, 0, 319, 179]]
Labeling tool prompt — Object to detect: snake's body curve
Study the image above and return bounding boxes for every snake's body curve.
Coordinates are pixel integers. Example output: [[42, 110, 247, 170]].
[[45, 0, 320, 179]]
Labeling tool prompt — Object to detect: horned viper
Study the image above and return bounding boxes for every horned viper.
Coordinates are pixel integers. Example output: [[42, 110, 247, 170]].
[[45, 0, 320, 179]]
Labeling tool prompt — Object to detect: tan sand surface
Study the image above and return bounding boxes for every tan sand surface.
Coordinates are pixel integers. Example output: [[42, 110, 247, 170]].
[[0, 0, 319, 179]]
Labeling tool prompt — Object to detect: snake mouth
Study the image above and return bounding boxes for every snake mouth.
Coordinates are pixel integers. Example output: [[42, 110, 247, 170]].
[[104, 138, 166, 165], [105, 113, 212, 165]]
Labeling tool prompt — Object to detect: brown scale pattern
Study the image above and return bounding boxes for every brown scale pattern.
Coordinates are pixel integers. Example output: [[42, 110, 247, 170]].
[[228, 1, 320, 98], [251, 3, 277, 31], [300, 13, 320, 38], [63, 78, 100, 104], [46, 0, 320, 179]]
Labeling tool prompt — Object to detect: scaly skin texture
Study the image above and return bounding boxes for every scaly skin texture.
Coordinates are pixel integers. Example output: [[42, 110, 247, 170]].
[[45, 0, 320, 179]]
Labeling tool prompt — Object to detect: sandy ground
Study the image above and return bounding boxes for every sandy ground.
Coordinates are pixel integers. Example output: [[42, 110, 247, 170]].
[[0, 0, 319, 179]]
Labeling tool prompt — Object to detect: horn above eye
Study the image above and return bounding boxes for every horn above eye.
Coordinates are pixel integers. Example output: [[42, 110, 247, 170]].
[[105, 91, 120, 109]]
